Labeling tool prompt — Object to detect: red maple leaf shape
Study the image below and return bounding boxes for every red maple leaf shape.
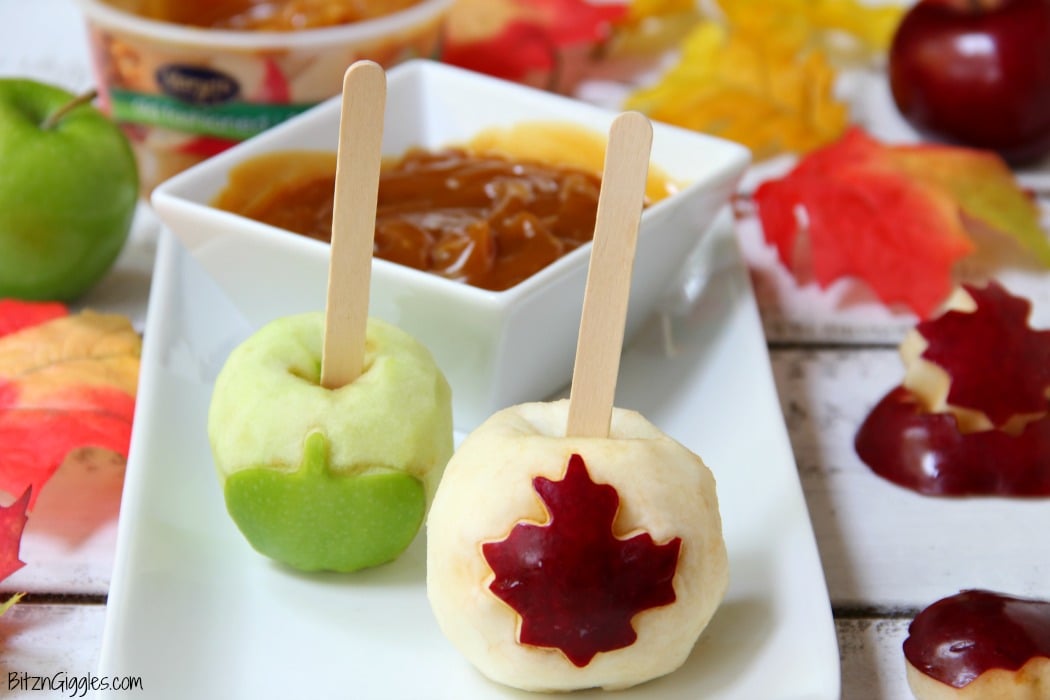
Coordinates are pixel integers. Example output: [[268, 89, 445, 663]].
[[0, 488, 30, 583], [917, 282, 1050, 427], [482, 454, 681, 667]]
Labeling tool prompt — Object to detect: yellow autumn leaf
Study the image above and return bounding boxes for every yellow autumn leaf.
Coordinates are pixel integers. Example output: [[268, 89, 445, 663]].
[[624, 22, 848, 160], [0, 592, 23, 616], [715, 0, 904, 57], [0, 311, 141, 405]]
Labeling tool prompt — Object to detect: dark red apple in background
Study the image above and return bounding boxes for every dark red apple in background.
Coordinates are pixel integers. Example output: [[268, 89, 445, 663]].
[[888, 0, 1050, 166]]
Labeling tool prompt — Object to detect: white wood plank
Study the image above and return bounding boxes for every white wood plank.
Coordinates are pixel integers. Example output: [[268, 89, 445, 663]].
[[0, 604, 105, 699], [0, 602, 916, 700], [771, 348, 1050, 608], [837, 618, 913, 700]]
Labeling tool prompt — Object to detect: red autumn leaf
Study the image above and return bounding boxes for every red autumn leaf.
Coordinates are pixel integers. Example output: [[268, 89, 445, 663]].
[[755, 127, 1028, 318], [443, 21, 558, 83], [0, 310, 140, 508], [482, 453, 681, 667], [0, 488, 31, 583], [917, 282, 1050, 428], [443, 0, 627, 83], [0, 299, 67, 338]]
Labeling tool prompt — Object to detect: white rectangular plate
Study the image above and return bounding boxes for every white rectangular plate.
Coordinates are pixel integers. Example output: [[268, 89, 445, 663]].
[[98, 212, 839, 699]]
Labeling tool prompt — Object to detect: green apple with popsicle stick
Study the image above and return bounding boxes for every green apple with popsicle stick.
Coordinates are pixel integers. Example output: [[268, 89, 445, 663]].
[[208, 312, 453, 572], [209, 61, 453, 573]]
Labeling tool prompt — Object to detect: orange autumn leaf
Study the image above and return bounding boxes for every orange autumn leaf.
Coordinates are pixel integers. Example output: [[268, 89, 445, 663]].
[[0, 306, 140, 509], [754, 128, 1048, 318]]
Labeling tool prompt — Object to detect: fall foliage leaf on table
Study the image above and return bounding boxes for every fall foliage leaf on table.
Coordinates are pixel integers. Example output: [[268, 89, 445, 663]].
[[753, 128, 1050, 319], [0, 303, 141, 511], [442, 0, 627, 86], [482, 454, 681, 666], [0, 488, 31, 583], [0, 592, 24, 616], [622, 0, 903, 160], [714, 0, 903, 59]]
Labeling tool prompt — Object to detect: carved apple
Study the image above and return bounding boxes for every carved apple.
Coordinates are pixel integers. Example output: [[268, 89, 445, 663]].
[[208, 312, 453, 572], [426, 399, 727, 691]]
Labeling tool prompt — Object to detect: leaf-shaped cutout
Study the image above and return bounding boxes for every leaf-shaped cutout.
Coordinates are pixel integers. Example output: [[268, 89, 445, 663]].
[[0, 310, 140, 507], [917, 282, 1050, 428], [482, 454, 681, 667]]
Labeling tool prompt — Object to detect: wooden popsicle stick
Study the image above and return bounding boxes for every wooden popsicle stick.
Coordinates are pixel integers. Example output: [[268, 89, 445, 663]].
[[566, 111, 653, 438], [320, 60, 387, 390]]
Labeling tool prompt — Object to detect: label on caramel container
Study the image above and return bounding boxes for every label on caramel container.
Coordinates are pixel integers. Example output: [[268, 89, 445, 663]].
[[108, 88, 315, 141]]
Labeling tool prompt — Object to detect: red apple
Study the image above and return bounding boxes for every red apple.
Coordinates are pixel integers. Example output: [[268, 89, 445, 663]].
[[888, 0, 1050, 165]]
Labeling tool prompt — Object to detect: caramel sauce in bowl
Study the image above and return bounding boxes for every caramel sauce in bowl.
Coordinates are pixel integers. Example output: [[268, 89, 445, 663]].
[[151, 62, 751, 428], [212, 123, 678, 292]]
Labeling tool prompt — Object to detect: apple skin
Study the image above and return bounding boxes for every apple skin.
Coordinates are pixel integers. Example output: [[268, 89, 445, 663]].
[[208, 312, 453, 572], [0, 79, 139, 301], [888, 0, 1050, 165]]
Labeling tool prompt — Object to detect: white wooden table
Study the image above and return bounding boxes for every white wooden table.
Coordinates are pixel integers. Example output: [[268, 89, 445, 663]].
[[2, 2, 1049, 699]]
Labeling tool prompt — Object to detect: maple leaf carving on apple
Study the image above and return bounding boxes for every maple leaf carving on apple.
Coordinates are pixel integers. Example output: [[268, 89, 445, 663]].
[[426, 399, 728, 692], [855, 281, 1050, 496], [482, 453, 681, 668]]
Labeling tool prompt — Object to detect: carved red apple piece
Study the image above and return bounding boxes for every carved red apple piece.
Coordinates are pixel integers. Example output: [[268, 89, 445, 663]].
[[482, 453, 681, 668], [855, 281, 1050, 496], [888, 0, 1050, 165], [426, 400, 727, 691], [904, 590, 1050, 699]]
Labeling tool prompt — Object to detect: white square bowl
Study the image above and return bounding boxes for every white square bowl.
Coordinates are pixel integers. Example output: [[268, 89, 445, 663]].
[[151, 59, 750, 428]]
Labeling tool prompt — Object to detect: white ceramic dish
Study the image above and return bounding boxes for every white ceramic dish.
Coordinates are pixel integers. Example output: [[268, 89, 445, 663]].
[[97, 212, 839, 699], [151, 59, 750, 429]]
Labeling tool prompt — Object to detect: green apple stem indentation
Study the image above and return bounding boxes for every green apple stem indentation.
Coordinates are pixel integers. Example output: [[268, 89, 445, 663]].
[[40, 88, 98, 131], [223, 430, 427, 572]]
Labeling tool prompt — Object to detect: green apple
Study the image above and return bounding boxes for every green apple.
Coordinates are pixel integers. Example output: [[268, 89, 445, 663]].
[[0, 79, 138, 301], [208, 312, 454, 572]]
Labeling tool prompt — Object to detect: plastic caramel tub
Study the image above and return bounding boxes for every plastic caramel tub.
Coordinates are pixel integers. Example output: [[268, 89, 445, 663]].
[[76, 0, 453, 192]]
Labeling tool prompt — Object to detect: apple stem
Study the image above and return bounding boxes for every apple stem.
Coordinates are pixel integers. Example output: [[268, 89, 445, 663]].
[[40, 88, 99, 131]]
